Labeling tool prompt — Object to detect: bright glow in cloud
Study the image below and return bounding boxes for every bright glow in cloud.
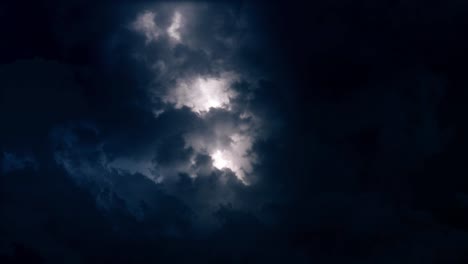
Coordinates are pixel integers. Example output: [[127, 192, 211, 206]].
[[132, 11, 160, 43], [130, 6, 262, 186], [167, 11, 182, 42], [216, 133, 256, 184], [164, 74, 237, 114], [212, 150, 232, 170], [185, 132, 255, 184]]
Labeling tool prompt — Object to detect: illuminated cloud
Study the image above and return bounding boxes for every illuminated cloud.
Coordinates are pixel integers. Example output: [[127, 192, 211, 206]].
[[209, 133, 256, 184], [129, 5, 262, 185], [163, 73, 237, 114], [167, 11, 182, 42], [132, 11, 161, 43], [183, 120, 257, 184]]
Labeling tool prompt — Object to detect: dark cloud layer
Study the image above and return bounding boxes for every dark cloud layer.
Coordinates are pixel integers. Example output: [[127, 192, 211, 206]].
[[3, 0, 468, 263]]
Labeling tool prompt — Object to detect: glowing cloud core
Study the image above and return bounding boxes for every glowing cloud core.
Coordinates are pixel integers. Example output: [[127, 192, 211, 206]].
[[131, 6, 260, 185], [167, 11, 182, 41], [212, 150, 232, 170], [164, 75, 236, 114]]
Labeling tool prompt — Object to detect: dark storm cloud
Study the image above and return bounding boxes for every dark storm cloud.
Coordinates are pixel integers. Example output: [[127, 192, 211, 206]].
[[1, 152, 38, 174], [48, 111, 254, 223], [0, 3, 276, 243], [4, 0, 468, 263], [87, 2, 280, 189]]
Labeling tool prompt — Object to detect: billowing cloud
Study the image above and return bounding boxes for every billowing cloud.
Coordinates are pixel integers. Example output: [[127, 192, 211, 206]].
[[5, 0, 468, 263], [163, 73, 238, 114], [132, 11, 161, 44], [167, 11, 182, 42], [128, 4, 265, 184]]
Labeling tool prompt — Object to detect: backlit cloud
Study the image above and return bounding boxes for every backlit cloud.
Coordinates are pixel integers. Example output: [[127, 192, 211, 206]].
[[132, 10, 161, 44], [128, 4, 264, 184], [163, 73, 238, 114], [167, 11, 182, 42]]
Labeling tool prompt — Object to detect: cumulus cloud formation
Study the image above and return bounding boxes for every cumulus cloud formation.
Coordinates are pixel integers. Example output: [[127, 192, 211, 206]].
[[132, 11, 161, 44], [163, 73, 238, 114], [129, 4, 264, 184], [210, 133, 256, 182], [5, 0, 468, 263], [167, 11, 182, 42]]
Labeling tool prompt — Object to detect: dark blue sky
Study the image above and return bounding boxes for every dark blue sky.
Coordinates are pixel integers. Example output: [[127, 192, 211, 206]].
[[2, 0, 468, 263]]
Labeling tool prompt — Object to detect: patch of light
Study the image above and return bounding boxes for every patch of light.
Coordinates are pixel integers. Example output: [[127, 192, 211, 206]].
[[164, 74, 237, 114], [167, 11, 182, 42], [132, 11, 160, 43], [207, 133, 255, 185], [212, 150, 232, 170], [152, 109, 165, 118]]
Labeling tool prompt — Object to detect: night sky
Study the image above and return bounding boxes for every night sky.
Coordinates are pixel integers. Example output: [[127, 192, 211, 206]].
[[2, 0, 468, 263]]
